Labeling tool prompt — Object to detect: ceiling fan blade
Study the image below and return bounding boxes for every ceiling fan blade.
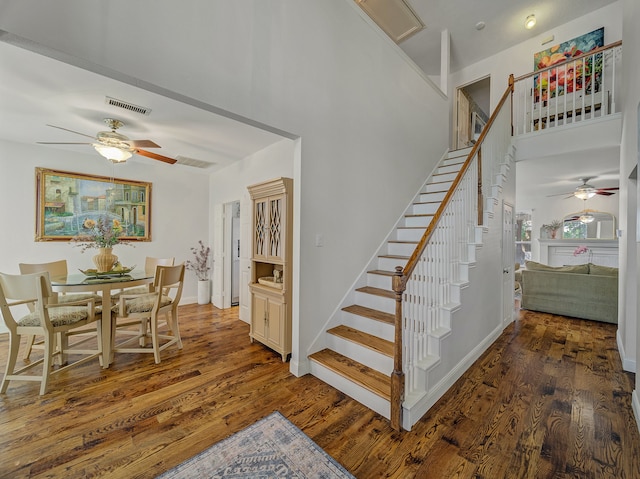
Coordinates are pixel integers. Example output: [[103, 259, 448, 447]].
[[37, 142, 92, 145], [126, 139, 161, 149], [596, 191, 616, 196], [134, 149, 177, 164], [596, 187, 619, 191], [46, 124, 97, 140], [546, 192, 574, 197]]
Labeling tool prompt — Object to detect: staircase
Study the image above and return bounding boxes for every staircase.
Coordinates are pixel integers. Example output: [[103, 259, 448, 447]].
[[308, 148, 473, 421]]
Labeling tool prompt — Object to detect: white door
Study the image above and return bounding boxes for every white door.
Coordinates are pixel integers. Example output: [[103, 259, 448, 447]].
[[456, 89, 470, 149], [239, 194, 252, 322], [211, 203, 224, 307], [502, 202, 515, 325]]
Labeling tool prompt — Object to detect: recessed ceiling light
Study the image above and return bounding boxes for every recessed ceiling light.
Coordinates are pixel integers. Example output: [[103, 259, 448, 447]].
[[475, 21, 486, 31], [525, 14, 536, 30]]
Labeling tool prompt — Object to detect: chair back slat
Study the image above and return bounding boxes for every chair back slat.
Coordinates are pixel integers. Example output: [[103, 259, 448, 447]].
[[19, 260, 68, 277]]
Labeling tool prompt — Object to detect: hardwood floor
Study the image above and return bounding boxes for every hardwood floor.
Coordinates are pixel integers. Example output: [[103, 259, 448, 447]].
[[0, 305, 638, 478]]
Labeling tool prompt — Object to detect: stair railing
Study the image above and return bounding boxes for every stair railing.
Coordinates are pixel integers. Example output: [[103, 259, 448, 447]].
[[513, 41, 622, 135], [391, 77, 514, 431]]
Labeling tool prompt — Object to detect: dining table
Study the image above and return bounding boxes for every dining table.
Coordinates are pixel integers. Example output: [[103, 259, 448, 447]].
[[50, 270, 154, 368]]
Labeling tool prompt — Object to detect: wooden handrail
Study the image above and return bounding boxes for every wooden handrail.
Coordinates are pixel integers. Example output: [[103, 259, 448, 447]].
[[402, 77, 514, 279], [513, 40, 622, 83], [389, 76, 514, 431]]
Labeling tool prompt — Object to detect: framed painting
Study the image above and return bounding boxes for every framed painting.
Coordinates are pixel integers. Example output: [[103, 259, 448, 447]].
[[35, 168, 152, 242], [533, 27, 604, 103]]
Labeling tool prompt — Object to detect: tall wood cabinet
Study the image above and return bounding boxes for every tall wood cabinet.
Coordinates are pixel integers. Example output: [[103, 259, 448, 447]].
[[247, 177, 293, 361]]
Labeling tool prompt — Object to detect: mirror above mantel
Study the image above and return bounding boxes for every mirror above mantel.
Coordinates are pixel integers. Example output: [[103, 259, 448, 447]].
[[562, 210, 616, 239]]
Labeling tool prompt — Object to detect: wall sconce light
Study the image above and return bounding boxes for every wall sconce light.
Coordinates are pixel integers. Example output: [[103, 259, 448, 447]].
[[525, 14, 536, 30]]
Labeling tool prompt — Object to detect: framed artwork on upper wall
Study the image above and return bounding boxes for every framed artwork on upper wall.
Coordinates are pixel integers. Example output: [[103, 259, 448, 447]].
[[35, 168, 152, 242], [532, 27, 604, 103]]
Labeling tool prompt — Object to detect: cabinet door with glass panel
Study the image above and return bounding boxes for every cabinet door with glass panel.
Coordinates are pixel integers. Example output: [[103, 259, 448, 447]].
[[253, 192, 287, 263]]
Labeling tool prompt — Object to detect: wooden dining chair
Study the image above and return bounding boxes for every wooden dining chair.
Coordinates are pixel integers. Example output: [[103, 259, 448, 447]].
[[111, 257, 175, 299], [0, 271, 102, 395], [19, 260, 102, 359], [111, 264, 185, 364]]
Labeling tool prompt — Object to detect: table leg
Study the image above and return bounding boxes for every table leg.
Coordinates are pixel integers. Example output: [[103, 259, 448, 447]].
[[100, 285, 112, 368]]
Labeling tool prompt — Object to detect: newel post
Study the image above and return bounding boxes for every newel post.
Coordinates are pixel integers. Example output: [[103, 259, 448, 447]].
[[391, 266, 407, 431]]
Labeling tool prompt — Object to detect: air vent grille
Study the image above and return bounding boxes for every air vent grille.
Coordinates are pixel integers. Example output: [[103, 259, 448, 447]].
[[175, 156, 215, 169], [105, 96, 152, 116]]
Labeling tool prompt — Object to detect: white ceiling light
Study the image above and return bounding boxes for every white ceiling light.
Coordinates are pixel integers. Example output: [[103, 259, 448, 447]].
[[93, 144, 132, 163], [525, 14, 536, 30], [574, 184, 597, 200], [579, 212, 595, 223]]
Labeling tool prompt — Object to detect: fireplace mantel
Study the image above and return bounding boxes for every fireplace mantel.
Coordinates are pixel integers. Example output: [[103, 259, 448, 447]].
[[538, 239, 619, 267]]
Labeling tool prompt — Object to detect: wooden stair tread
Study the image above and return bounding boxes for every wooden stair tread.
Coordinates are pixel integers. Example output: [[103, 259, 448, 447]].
[[328, 325, 394, 357], [309, 349, 390, 400], [342, 304, 394, 325], [366, 269, 396, 276], [355, 286, 395, 299]]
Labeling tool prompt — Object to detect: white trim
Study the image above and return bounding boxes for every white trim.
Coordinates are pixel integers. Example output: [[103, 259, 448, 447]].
[[617, 329, 637, 373], [633, 390, 640, 435]]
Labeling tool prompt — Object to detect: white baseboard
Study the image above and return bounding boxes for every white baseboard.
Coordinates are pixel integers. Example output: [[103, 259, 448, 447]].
[[633, 390, 640, 435], [617, 329, 637, 373]]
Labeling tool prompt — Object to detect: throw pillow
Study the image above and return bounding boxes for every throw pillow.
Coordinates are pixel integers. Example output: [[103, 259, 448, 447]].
[[588, 263, 619, 277], [525, 260, 589, 274]]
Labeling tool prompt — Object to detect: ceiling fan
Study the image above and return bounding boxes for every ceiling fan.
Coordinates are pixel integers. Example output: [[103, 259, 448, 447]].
[[37, 118, 177, 164], [547, 177, 619, 200]]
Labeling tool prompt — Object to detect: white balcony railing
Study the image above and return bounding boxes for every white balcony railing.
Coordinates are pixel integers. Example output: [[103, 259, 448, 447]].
[[513, 41, 622, 136]]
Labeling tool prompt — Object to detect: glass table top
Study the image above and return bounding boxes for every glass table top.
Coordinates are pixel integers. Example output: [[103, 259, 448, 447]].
[[51, 270, 154, 286]]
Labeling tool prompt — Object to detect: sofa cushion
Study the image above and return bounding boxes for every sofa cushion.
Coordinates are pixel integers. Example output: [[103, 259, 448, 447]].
[[525, 260, 589, 274], [589, 263, 619, 277]]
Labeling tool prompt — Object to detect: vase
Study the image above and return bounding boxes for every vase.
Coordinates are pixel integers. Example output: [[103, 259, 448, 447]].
[[197, 279, 211, 305], [93, 247, 118, 272]]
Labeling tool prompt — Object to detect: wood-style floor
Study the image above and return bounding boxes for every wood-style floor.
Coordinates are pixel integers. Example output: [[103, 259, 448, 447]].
[[0, 305, 638, 478]]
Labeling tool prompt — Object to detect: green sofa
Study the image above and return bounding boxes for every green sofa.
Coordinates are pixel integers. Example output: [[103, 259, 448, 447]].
[[520, 261, 618, 324]]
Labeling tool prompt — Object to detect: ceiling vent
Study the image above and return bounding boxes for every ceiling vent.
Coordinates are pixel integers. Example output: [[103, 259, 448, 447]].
[[355, 0, 424, 44], [175, 155, 215, 169], [105, 96, 152, 116]]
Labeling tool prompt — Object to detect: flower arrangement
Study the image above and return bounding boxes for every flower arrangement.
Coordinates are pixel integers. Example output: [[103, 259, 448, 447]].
[[185, 240, 212, 281], [573, 245, 593, 263], [71, 216, 128, 253]]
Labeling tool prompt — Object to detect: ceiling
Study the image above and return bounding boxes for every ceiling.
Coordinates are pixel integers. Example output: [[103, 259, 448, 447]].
[[396, 0, 619, 75], [0, 0, 621, 182], [0, 34, 289, 172]]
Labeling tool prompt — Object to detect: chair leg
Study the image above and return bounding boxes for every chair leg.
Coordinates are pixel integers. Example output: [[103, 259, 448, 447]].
[[23, 334, 36, 359], [40, 332, 54, 395], [1, 333, 20, 394], [170, 311, 183, 349], [151, 317, 161, 364]]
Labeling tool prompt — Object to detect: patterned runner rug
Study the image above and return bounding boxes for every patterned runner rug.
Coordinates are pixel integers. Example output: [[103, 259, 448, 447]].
[[156, 411, 355, 478]]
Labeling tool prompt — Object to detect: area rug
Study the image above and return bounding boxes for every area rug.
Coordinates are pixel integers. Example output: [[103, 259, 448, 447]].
[[156, 411, 355, 478]]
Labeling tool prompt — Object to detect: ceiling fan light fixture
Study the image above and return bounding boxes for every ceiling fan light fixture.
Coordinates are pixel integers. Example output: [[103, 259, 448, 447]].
[[525, 14, 536, 30], [579, 213, 595, 223], [93, 144, 132, 163], [574, 186, 596, 200]]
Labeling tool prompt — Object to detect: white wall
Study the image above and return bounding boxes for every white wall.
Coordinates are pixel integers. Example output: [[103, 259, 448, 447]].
[[0, 1, 450, 373], [620, 0, 640, 423], [0, 139, 210, 332]]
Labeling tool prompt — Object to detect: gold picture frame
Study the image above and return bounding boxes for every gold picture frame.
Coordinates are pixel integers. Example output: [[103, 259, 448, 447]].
[[35, 168, 152, 242]]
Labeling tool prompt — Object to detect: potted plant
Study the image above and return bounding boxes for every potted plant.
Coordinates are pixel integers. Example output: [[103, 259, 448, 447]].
[[186, 240, 212, 304], [543, 219, 563, 239]]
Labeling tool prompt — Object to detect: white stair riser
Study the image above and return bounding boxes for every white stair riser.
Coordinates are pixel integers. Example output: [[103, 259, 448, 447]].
[[418, 191, 446, 202], [432, 171, 458, 182], [309, 362, 390, 419], [367, 272, 393, 289], [342, 310, 395, 341], [377, 256, 408, 272], [387, 242, 417, 256], [354, 290, 396, 314], [404, 215, 433, 228], [412, 202, 440, 215], [424, 182, 451, 193], [437, 163, 463, 174], [326, 334, 393, 375], [395, 228, 425, 242]]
